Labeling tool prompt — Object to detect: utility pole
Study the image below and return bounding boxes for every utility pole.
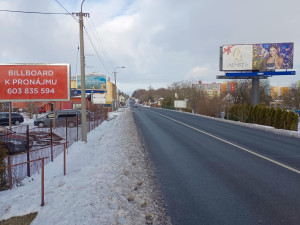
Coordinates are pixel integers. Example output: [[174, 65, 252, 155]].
[[73, 1, 89, 142]]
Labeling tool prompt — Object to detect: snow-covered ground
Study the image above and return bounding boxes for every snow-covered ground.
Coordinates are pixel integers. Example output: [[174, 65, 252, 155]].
[[0, 107, 170, 225]]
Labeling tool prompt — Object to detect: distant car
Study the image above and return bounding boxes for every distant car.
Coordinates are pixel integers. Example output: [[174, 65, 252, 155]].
[[39, 107, 46, 114], [34, 110, 81, 128], [0, 126, 33, 154], [0, 112, 24, 126]]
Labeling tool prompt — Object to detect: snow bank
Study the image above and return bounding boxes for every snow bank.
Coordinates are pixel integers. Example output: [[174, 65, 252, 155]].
[[0, 107, 170, 225]]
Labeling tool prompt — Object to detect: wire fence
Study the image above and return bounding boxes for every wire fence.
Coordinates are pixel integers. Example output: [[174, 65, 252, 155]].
[[0, 107, 110, 188]]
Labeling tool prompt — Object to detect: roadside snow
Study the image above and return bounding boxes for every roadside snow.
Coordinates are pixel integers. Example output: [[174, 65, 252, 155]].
[[0, 107, 170, 225]]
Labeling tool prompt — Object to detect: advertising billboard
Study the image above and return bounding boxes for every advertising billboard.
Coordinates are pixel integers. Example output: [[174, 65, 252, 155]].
[[92, 94, 106, 104], [77, 73, 106, 91], [174, 100, 187, 109], [0, 64, 70, 102], [220, 42, 294, 71]]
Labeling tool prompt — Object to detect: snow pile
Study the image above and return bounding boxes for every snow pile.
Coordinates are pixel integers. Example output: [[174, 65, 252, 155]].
[[0, 107, 170, 225]]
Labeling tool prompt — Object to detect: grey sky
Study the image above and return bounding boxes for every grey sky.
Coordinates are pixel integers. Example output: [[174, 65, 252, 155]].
[[1, 0, 299, 95]]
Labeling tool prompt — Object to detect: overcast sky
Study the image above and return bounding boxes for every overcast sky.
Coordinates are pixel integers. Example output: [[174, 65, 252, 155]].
[[1, 0, 300, 95]]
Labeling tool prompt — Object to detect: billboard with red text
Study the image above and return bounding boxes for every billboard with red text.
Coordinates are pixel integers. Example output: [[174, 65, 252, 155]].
[[0, 64, 70, 101]]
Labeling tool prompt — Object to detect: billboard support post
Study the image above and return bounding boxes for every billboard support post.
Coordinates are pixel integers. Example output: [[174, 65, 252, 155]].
[[252, 77, 260, 106]]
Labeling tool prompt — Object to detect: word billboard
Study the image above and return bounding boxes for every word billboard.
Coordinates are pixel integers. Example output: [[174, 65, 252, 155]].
[[0, 64, 70, 101], [220, 42, 294, 71]]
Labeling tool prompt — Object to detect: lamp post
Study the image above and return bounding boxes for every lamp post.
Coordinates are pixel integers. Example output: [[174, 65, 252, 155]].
[[113, 66, 125, 111]]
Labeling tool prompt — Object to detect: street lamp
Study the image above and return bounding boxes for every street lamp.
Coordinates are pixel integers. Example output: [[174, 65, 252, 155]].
[[113, 66, 125, 110]]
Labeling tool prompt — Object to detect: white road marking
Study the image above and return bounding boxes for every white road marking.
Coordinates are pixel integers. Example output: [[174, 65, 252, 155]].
[[148, 109, 300, 175]]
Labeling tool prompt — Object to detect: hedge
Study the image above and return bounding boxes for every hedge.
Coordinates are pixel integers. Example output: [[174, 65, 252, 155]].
[[225, 104, 299, 131]]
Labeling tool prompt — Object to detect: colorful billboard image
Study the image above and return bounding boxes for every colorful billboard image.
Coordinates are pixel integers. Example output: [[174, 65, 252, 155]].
[[253, 43, 294, 70], [0, 64, 70, 102], [220, 42, 294, 71], [77, 73, 106, 91]]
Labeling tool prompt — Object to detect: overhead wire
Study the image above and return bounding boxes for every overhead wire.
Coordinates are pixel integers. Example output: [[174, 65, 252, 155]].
[[86, 17, 115, 71], [2, 1, 116, 76], [83, 26, 112, 75], [0, 9, 68, 15], [54, 0, 78, 21], [55, 0, 116, 75], [53, 0, 80, 78]]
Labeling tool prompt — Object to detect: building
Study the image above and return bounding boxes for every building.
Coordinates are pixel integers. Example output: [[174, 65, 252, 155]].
[[194, 81, 222, 97], [270, 86, 289, 100], [280, 87, 289, 97], [105, 79, 116, 105]]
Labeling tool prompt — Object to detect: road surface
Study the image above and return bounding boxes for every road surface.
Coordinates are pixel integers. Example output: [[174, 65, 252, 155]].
[[133, 106, 300, 225]]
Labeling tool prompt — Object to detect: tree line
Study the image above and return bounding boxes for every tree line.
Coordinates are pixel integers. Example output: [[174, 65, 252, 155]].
[[132, 80, 300, 131]]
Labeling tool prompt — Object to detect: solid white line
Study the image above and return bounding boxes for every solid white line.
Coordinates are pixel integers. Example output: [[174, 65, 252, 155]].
[[148, 109, 300, 175]]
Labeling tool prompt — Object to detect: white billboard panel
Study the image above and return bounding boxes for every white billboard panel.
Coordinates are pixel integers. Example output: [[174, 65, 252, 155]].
[[174, 100, 187, 108], [92, 94, 106, 104], [222, 45, 253, 71]]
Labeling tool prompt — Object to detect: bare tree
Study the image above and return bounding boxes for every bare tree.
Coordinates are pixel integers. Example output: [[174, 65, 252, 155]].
[[283, 82, 300, 109]]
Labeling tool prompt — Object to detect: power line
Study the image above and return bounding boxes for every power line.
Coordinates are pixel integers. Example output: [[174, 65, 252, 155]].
[[0, 9, 68, 15], [83, 26, 112, 75], [54, 0, 78, 21], [87, 17, 115, 71]]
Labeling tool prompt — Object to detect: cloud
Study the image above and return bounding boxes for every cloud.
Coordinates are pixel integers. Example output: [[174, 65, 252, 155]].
[[0, 0, 300, 96]]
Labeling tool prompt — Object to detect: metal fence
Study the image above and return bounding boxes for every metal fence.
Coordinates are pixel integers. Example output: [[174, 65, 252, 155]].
[[0, 107, 110, 188]]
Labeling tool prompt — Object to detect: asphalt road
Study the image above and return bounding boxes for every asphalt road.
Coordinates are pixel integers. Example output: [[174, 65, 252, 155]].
[[132, 106, 300, 225]]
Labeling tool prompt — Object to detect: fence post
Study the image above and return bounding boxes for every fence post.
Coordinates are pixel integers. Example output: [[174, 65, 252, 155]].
[[89, 116, 91, 132], [64, 143, 66, 176], [41, 158, 45, 206], [8, 155, 12, 189], [76, 114, 79, 141], [94, 112, 95, 129], [65, 117, 68, 148], [50, 121, 53, 162], [26, 125, 30, 177]]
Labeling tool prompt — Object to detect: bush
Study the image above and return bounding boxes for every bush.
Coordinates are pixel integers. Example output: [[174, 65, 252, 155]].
[[258, 104, 267, 125], [280, 109, 288, 129], [274, 107, 282, 129], [286, 111, 295, 130], [246, 104, 253, 123], [225, 104, 298, 131], [0, 143, 9, 191], [290, 114, 299, 131]]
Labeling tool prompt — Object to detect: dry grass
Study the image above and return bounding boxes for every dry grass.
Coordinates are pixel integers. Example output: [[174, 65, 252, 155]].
[[0, 212, 38, 225]]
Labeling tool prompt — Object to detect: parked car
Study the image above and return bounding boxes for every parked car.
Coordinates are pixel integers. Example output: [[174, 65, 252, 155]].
[[34, 110, 81, 128], [0, 112, 24, 126], [77, 110, 94, 120], [39, 107, 46, 114], [0, 126, 33, 154]]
